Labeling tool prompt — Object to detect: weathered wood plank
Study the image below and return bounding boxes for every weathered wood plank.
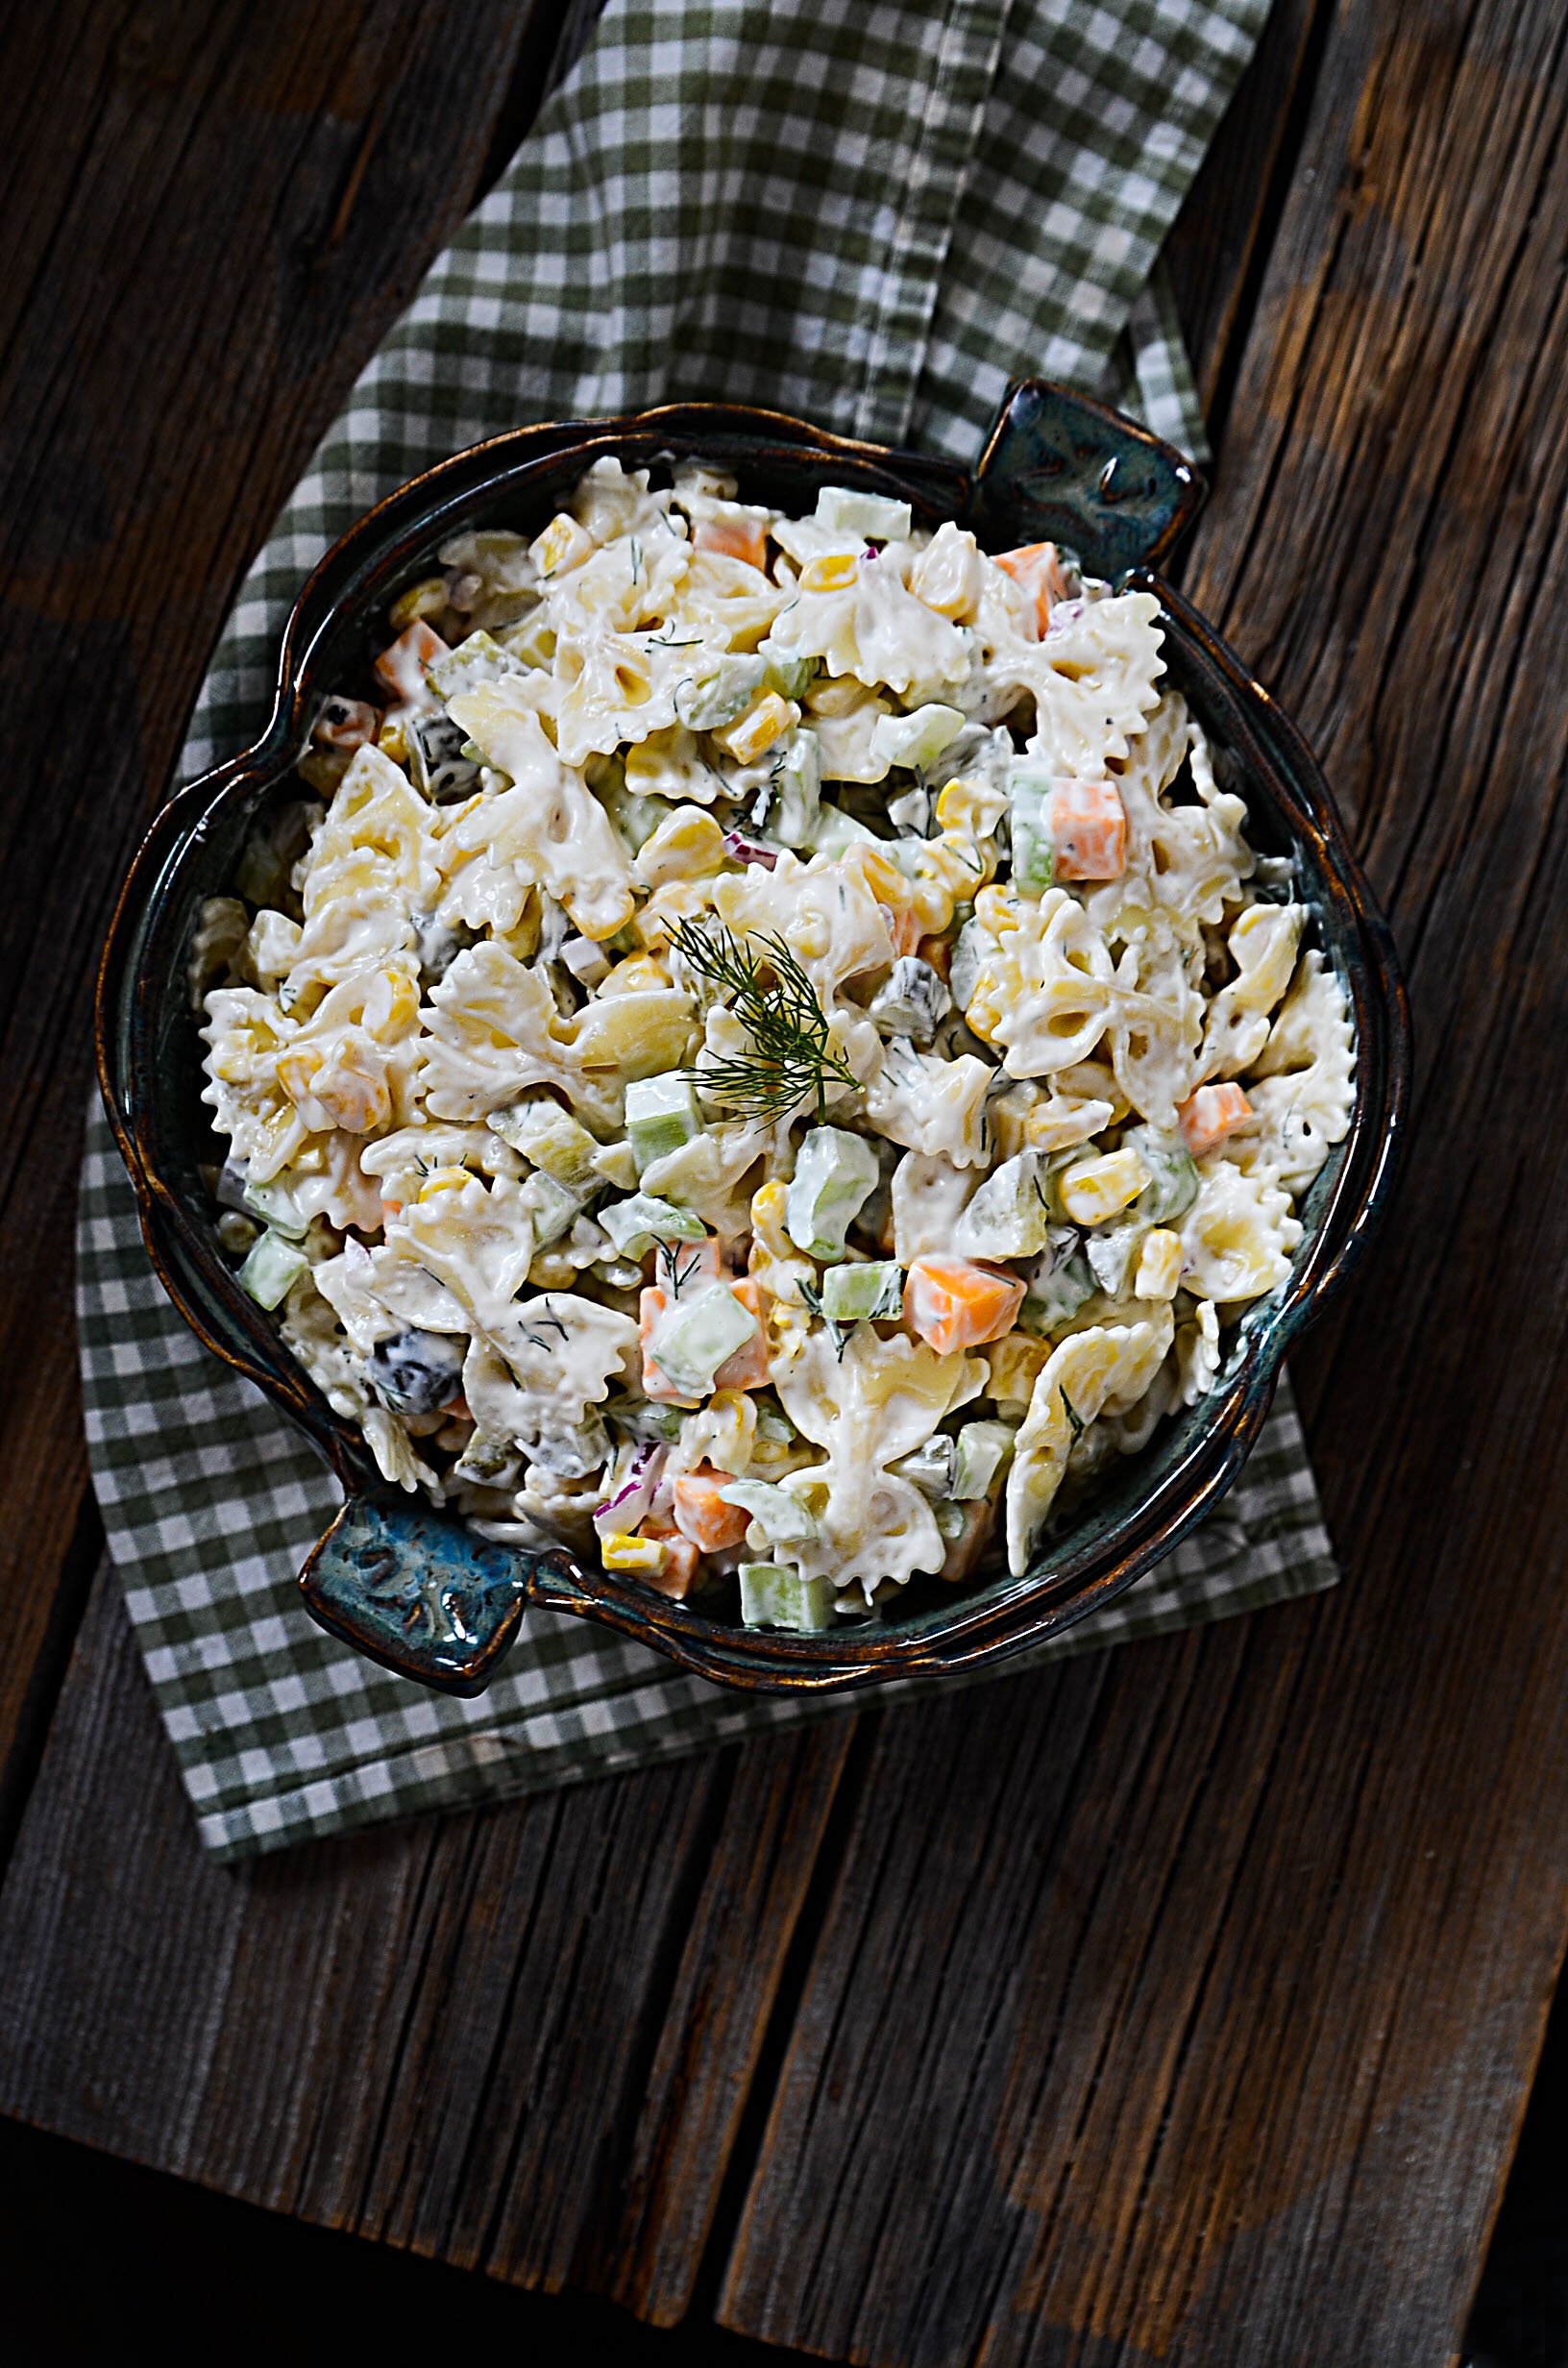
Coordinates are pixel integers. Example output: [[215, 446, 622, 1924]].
[[716, 4, 1568, 2360], [1161, 0, 1332, 436], [0, 0, 567, 1840], [0, 1563, 854, 2313]]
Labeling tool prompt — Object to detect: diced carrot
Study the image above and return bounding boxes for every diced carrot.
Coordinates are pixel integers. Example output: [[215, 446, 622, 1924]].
[[694, 515, 769, 570], [903, 1256, 1027, 1354], [639, 1285, 687, 1403], [1049, 778, 1126, 880], [714, 1275, 772, 1391], [642, 1532, 702, 1600], [672, 1465, 753, 1552], [373, 619, 448, 704], [1177, 1081, 1253, 1158], [993, 541, 1071, 636]]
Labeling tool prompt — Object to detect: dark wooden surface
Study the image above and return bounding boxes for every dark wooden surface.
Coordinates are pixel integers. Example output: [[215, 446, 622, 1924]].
[[0, 2, 1563, 2361]]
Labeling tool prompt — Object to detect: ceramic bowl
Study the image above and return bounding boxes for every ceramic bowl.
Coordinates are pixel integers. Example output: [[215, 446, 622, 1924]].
[[96, 382, 1410, 1696]]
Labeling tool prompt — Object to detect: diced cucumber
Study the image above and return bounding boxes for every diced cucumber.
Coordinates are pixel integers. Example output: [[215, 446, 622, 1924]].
[[1019, 1227, 1097, 1333], [1122, 1124, 1200, 1223], [819, 1260, 903, 1321], [600, 777, 673, 854], [769, 728, 822, 847], [604, 1394, 686, 1443], [591, 1138, 641, 1192], [240, 1173, 309, 1241], [886, 784, 930, 833], [763, 651, 818, 703], [1008, 771, 1056, 895], [717, 1481, 820, 1543], [600, 1193, 710, 1259], [870, 703, 966, 774], [1086, 1221, 1144, 1296], [625, 1073, 705, 1173], [427, 629, 527, 703], [952, 1150, 1053, 1260], [952, 1419, 1015, 1500], [869, 957, 950, 1047], [949, 915, 987, 1011], [520, 1169, 583, 1248], [754, 1403, 796, 1445], [648, 1282, 757, 1396], [238, 1229, 309, 1310], [676, 653, 767, 731], [893, 1435, 956, 1499], [935, 1501, 968, 1541], [814, 486, 912, 542], [406, 711, 480, 803], [806, 801, 879, 858], [786, 1127, 881, 1258], [560, 935, 611, 987], [739, 1563, 836, 1631], [486, 1098, 602, 1190]]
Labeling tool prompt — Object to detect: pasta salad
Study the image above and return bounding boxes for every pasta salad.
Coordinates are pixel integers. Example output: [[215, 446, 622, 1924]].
[[195, 456, 1356, 1632]]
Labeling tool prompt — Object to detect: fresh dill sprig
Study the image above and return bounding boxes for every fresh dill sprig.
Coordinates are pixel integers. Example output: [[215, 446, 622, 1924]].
[[669, 917, 858, 1124]]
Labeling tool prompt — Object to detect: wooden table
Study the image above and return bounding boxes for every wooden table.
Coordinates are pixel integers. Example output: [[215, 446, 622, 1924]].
[[1, 3, 1563, 2359]]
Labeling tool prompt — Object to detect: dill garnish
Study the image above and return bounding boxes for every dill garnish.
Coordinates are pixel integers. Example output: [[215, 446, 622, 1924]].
[[669, 917, 858, 1124], [1059, 1386, 1085, 1438]]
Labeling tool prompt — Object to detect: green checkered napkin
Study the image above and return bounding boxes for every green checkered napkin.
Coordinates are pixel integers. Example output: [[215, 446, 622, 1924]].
[[80, 0, 1339, 1861]]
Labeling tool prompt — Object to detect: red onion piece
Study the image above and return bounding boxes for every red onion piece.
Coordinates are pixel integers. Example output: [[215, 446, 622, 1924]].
[[593, 1442, 667, 1533], [722, 830, 779, 870]]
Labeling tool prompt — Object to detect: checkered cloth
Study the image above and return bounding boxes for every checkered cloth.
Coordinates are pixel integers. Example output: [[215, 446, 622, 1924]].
[[81, 0, 1341, 1862]]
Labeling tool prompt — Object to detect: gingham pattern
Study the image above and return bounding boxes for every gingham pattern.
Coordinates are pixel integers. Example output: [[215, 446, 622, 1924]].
[[80, 0, 1341, 1861], [79, 1107, 1337, 1859]]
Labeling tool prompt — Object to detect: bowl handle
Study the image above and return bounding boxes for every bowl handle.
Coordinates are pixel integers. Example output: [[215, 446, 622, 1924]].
[[968, 378, 1206, 578], [299, 1486, 563, 1696]]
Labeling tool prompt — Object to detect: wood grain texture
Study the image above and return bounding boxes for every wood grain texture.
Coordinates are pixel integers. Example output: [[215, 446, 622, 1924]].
[[1161, 0, 1332, 436], [0, 1561, 854, 2314], [0, 0, 566, 1839], [1, 2, 1564, 2363], [716, 3, 1568, 2360]]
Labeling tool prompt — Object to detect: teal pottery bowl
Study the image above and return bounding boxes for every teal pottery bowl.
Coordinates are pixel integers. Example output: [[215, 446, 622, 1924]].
[[96, 382, 1410, 1697]]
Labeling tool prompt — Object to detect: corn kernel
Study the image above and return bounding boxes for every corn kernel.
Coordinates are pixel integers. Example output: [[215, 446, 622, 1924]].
[[362, 969, 420, 1040], [1058, 1147, 1149, 1226], [715, 689, 794, 764], [596, 952, 671, 998], [799, 550, 861, 593], [936, 776, 1009, 839], [389, 576, 449, 631], [533, 511, 593, 578], [1135, 1227, 1183, 1300], [635, 805, 730, 889], [600, 1531, 669, 1575], [417, 1166, 473, 1199], [376, 717, 410, 766]]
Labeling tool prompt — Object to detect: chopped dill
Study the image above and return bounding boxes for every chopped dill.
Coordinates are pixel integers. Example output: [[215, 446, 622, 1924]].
[[1059, 1386, 1085, 1438], [798, 1276, 850, 1360], [657, 1240, 704, 1295], [670, 917, 858, 1124]]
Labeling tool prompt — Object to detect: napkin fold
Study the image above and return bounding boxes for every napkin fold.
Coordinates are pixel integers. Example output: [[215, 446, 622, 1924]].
[[81, 0, 1338, 1862]]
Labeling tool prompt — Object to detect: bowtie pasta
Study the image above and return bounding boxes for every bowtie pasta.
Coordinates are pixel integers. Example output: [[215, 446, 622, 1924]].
[[195, 457, 1356, 1633]]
